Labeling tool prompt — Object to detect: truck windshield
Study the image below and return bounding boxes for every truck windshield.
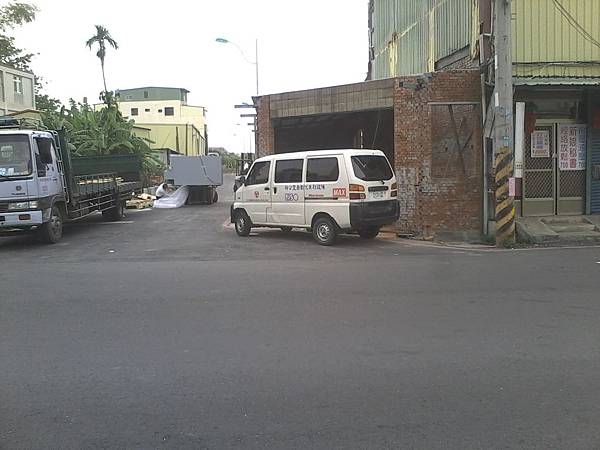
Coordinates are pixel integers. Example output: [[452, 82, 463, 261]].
[[351, 155, 393, 181], [0, 135, 32, 177]]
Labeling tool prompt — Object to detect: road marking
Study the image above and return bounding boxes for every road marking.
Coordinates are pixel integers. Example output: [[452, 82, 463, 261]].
[[99, 221, 135, 224]]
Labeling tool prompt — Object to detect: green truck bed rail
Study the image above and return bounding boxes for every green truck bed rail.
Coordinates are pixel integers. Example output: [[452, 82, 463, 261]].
[[51, 129, 143, 220], [71, 154, 142, 181]]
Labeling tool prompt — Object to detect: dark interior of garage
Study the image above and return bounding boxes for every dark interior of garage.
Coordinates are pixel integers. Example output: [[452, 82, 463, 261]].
[[273, 109, 395, 166]]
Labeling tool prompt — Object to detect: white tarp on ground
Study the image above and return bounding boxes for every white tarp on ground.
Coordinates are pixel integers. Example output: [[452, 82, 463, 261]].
[[153, 186, 189, 209]]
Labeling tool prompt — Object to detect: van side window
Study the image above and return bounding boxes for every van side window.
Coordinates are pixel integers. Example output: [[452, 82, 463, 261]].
[[275, 159, 303, 183], [245, 161, 270, 185], [306, 157, 339, 182]]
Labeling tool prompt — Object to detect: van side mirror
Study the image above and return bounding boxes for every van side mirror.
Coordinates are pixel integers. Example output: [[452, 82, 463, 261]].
[[239, 175, 246, 185]]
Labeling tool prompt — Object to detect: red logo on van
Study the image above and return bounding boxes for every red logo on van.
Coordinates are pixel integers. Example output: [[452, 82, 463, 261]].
[[332, 188, 346, 197]]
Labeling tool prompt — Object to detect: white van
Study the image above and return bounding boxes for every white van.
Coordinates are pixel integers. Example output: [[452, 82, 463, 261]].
[[230, 149, 399, 245]]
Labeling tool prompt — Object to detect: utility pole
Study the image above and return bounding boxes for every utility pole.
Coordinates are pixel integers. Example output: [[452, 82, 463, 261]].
[[255, 38, 259, 95], [493, 0, 515, 246]]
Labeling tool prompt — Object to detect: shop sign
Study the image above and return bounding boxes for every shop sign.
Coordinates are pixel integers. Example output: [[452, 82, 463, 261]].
[[558, 124, 586, 171], [530, 130, 549, 158]]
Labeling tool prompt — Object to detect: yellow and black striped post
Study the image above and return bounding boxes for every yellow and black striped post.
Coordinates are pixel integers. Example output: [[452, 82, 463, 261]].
[[495, 146, 515, 246]]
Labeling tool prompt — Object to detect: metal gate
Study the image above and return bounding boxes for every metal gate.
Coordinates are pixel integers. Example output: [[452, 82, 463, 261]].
[[523, 122, 586, 216]]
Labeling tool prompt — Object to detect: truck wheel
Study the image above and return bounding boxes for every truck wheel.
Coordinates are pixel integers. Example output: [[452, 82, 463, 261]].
[[39, 206, 63, 244], [212, 189, 219, 204], [234, 210, 252, 237], [358, 226, 380, 239], [312, 216, 337, 246], [102, 201, 125, 221]]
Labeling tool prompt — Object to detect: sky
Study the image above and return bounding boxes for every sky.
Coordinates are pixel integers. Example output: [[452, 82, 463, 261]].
[[11, 0, 368, 153]]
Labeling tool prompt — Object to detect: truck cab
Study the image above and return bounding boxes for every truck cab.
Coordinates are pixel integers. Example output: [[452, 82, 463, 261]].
[[0, 129, 66, 241]]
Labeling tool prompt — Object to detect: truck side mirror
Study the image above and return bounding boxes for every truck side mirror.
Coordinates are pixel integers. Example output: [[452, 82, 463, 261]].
[[35, 153, 46, 177], [239, 175, 246, 185], [35, 138, 53, 165]]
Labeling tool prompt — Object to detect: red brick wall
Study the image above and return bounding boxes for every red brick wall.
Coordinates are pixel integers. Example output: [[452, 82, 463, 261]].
[[254, 71, 483, 238], [256, 97, 274, 157], [394, 70, 482, 237]]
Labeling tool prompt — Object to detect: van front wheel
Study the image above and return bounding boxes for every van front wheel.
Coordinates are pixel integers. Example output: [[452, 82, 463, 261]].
[[312, 217, 336, 246], [358, 226, 380, 239], [234, 211, 252, 237]]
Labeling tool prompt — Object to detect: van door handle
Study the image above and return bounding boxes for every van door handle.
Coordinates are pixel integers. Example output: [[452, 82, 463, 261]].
[[273, 187, 277, 194], [264, 186, 270, 191]]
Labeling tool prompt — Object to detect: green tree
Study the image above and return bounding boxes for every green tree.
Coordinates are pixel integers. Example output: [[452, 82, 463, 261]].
[[35, 83, 61, 113], [0, 2, 61, 113], [45, 101, 163, 182], [0, 2, 37, 71], [85, 25, 118, 100]]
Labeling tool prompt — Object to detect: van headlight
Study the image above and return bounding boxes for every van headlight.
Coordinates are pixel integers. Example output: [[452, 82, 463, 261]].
[[8, 201, 38, 210]]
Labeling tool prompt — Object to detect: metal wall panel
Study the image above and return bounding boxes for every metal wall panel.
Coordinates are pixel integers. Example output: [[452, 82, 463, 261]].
[[371, 0, 600, 80], [513, 0, 600, 78], [371, 0, 428, 78], [432, 0, 472, 61], [370, 0, 471, 79], [165, 155, 223, 186]]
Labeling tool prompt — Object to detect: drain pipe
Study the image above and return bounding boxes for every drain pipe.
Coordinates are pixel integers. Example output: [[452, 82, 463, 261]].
[[480, 29, 490, 237], [481, 70, 489, 237]]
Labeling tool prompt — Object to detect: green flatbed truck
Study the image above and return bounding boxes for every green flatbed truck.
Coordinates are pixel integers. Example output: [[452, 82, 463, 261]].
[[0, 120, 143, 243]]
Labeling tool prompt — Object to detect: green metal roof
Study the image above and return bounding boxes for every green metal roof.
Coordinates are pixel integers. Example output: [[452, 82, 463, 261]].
[[513, 77, 600, 86]]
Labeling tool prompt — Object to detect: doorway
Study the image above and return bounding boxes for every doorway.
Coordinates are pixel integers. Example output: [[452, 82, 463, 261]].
[[523, 120, 587, 216]]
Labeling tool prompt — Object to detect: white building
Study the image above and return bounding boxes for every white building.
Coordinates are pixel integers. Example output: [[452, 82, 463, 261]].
[[0, 63, 36, 115], [114, 87, 207, 156]]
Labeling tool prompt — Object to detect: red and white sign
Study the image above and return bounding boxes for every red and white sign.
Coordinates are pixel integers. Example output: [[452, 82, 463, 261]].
[[332, 188, 347, 197], [558, 124, 586, 171], [509, 177, 516, 197]]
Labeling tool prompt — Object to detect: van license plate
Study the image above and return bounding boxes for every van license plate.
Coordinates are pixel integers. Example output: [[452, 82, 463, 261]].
[[371, 191, 385, 199]]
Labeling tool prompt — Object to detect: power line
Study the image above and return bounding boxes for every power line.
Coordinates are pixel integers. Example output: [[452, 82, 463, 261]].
[[551, 0, 600, 50]]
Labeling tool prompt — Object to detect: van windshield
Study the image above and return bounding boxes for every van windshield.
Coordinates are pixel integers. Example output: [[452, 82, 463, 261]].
[[351, 155, 393, 181], [0, 135, 32, 178]]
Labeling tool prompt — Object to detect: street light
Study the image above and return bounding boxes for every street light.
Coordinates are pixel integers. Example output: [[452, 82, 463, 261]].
[[215, 37, 259, 95]]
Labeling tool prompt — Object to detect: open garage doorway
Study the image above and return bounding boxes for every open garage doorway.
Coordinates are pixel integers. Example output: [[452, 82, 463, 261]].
[[273, 109, 395, 167]]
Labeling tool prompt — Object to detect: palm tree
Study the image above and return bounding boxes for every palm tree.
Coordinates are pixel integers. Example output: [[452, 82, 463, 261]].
[[85, 25, 119, 98]]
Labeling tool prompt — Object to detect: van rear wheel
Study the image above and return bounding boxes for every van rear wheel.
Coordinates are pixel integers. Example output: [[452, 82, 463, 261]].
[[312, 217, 336, 246], [234, 210, 252, 237], [358, 226, 380, 239]]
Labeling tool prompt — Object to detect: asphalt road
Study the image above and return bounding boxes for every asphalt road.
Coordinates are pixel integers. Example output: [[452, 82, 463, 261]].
[[2, 175, 600, 449]]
